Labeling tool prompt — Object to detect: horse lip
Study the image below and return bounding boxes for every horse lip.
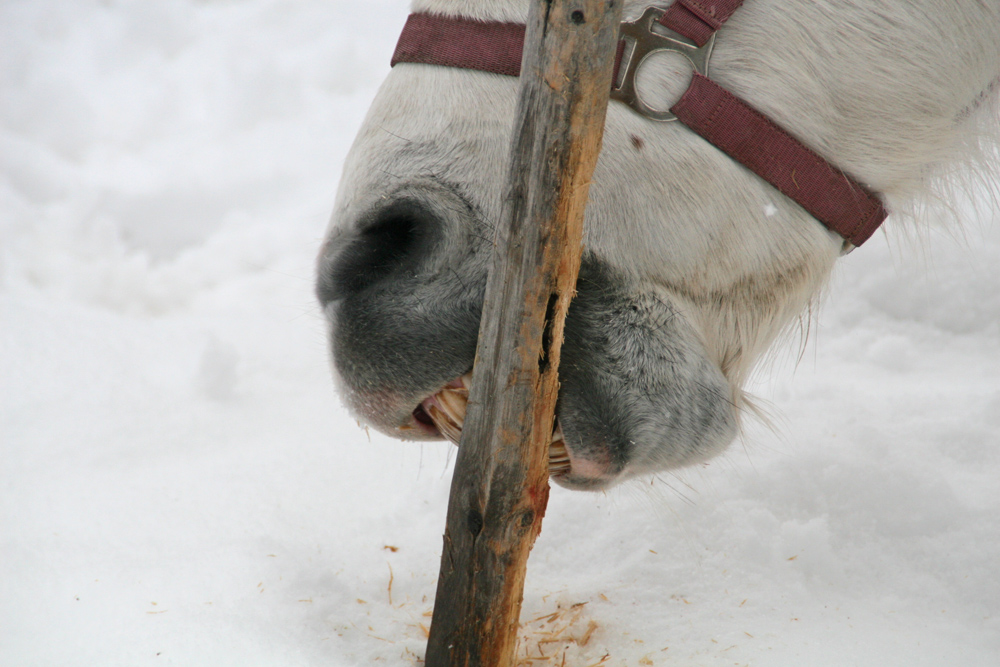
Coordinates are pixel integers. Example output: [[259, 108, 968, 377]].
[[408, 402, 442, 438]]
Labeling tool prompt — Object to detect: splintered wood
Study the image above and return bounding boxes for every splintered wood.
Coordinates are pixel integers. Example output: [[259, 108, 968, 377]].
[[513, 602, 605, 666], [404, 601, 607, 666]]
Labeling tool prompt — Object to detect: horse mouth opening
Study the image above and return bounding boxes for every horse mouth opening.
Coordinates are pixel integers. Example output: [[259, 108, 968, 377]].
[[409, 372, 571, 477]]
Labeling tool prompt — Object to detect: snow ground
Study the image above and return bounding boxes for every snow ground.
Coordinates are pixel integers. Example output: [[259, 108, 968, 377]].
[[2, 1, 998, 665]]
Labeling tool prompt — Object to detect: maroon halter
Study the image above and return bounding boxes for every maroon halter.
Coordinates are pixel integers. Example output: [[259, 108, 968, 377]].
[[391, 1, 888, 248]]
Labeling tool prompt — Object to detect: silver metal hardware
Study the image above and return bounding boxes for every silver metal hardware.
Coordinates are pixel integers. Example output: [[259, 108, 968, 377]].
[[610, 7, 716, 122]]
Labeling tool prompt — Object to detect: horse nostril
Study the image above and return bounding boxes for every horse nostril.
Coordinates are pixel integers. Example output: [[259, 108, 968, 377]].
[[317, 199, 439, 304]]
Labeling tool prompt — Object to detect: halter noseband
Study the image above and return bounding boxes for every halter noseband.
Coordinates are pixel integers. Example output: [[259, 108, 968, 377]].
[[391, 1, 888, 250]]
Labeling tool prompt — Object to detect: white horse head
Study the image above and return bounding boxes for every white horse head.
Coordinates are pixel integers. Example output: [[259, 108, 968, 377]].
[[317, 0, 1000, 490]]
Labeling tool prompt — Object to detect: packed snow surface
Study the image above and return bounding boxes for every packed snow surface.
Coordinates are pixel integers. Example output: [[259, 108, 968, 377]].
[[2, 1, 999, 665]]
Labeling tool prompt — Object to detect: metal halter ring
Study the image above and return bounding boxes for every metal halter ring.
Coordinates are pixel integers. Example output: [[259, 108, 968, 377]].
[[610, 6, 716, 122]]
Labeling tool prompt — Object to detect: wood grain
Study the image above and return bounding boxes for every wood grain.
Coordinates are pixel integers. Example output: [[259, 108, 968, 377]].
[[423, 1, 623, 665]]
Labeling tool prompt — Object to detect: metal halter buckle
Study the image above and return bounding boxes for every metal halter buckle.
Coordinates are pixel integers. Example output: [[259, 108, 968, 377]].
[[610, 6, 716, 122]]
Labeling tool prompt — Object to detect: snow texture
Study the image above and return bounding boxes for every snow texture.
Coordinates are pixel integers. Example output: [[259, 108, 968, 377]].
[[2, 1, 998, 665]]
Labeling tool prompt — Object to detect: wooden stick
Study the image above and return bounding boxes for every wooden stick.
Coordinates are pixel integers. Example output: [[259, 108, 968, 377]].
[[424, 1, 622, 665]]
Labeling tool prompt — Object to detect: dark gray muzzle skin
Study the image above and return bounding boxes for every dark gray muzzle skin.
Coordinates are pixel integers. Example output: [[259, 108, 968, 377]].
[[316, 186, 737, 490]]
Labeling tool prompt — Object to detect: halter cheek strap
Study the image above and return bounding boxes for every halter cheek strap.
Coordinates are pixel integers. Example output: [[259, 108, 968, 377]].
[[661, 0, 745, 47], [391, 2, 888, 249]]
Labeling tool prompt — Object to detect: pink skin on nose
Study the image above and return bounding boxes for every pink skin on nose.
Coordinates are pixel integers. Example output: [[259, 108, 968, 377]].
[[566, 455, 610, 480]]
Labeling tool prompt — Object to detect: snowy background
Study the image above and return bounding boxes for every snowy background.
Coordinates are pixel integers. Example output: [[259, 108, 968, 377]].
[[2, 1, 999, 665]]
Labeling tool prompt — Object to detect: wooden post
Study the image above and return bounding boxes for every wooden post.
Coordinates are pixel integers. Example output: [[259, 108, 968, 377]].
[[424, 1, 623, 665]]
